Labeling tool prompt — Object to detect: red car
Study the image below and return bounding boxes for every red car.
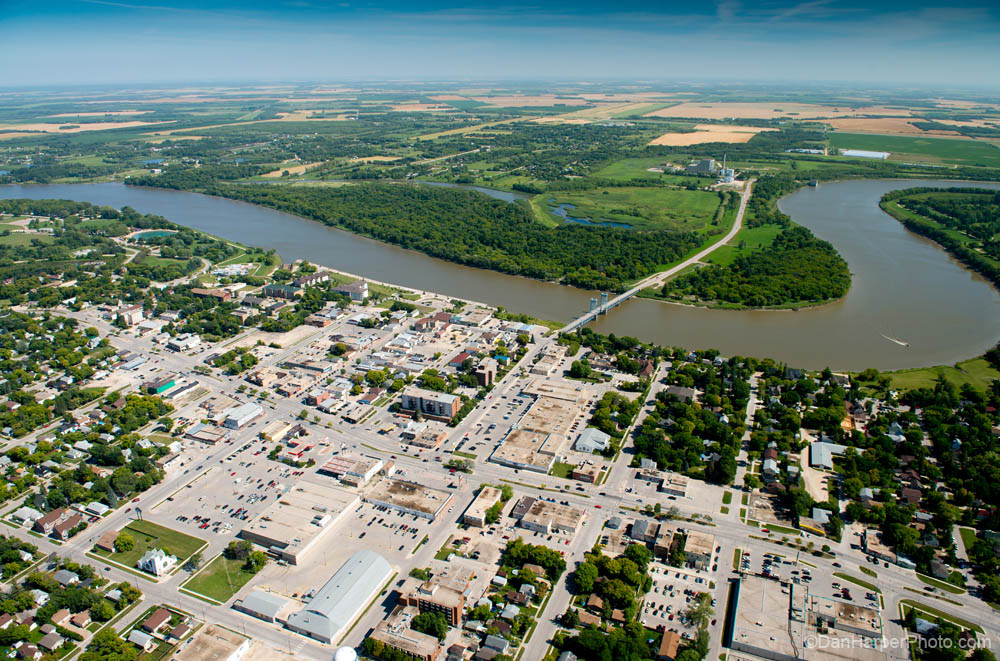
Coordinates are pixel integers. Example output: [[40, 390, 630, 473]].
[[594, 505, 602, 509], [132, 498, 140, 503]]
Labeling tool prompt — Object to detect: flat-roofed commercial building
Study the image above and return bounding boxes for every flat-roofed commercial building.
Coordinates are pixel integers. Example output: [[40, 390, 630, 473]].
[[519, 500, 586, 536], [240, 479, 359, 565], [223, 402, 264, 429], [659, 473, 689, 498], [399, 388, 461, 422], [364, 479, 453, 521], [233, 591, 288, 623], [317, 454, 383, 486], [490, 392, 579, 473], [725, 575, 886, 661], [285, 550, 393, 644], [684, 530, 715, 570], [462, 487, 502, 528]]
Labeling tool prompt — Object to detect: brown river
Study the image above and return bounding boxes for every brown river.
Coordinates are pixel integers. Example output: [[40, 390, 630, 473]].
[[2, 179, 999, 370]]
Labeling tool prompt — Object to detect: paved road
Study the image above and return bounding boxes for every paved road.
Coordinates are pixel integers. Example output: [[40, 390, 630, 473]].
[[563, 180, 754, 333]]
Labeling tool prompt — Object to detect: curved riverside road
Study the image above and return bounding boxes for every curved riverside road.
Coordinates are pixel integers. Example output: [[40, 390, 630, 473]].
[[564, 180, 754, 333]]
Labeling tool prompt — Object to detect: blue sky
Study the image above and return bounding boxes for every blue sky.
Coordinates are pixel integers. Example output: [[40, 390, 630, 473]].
[[2, 0, 998, 87]]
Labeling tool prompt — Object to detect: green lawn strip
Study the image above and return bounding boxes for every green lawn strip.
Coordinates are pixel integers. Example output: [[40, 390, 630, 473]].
[[739, 508, 747, 521], [732, 548, 742, 571], [915, 573, 965, 594], [452, 451, 478, 460], [833, 572, 880, 593], [413, 535, 429, 554], [859, 566, 877, 578], [899, 599, 984, 634], [763, 523, 800, 536], [722, 491, 733, 505], [181, 554, 257, 603], [741, 493, 749, 506], [720, 506, 729, 515], [958, 527, 979, 553]]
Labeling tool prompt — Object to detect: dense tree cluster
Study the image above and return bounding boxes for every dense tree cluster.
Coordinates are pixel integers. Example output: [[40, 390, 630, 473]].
[[660, 226, 850, 307]]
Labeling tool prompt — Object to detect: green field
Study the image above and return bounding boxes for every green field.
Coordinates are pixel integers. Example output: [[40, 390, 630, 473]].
[[830, 132, 1000, 167], [181, 555, 257, 603], [0, 233, 55, 247], [541, 186, 723, 231], [93, 520, 205, 571], [705, 223, 784, 266], [886, 357, 1000, 392]]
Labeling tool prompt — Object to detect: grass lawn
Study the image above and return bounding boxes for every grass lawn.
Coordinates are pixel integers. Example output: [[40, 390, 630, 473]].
[[720, 506, 729, 515], [732, 548, 742, 570], [541, 186, 723, 231], [722, 491, 733, 505], [94, 520, 205, 570], [741, 493, 749, 506], [916, 573, 966, 594], [181, 555, 256, 603], [900, 599, 984, 633], [959, 527, 979, 552], [886, 357, 1000, 393], [705, 223, 784, 266], [452, 451, 478, 460], [549, 462, 576, 479], [0, 233, 55, 247], [833, 572, 879, 593], [860, 566, 877, 578], [136, 255, 190, 268], [829, 132, 1000, 167]]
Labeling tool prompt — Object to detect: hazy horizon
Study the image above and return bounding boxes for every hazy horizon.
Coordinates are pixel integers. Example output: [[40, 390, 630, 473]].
[[2, 0, 999, 88]]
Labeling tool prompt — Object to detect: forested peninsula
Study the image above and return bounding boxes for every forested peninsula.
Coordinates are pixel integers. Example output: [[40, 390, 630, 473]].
[[127, 175, 703, 292]]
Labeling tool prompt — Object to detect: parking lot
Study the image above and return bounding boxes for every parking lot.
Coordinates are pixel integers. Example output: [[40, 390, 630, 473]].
[[737, 549, 880, 611], [642, 561, 717, 639]]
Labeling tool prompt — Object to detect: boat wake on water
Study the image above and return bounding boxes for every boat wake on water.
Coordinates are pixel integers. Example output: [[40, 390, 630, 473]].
[[881, 334, 910, 347]]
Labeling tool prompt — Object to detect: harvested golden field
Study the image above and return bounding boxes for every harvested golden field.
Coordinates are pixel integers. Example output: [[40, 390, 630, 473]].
[[261, 161, 323, 178], [645, 102, 913, 120], [0, 121, 163, 133], [648, 124, 776, 146], [0, 132, 37, 141], [354, 156, 402, 163], [429, 95, 470, 101], [471, 95, 593, 107], [936, 118, 1000, 129], [823, 117, 962, 136], [576, 92, 687, 102]]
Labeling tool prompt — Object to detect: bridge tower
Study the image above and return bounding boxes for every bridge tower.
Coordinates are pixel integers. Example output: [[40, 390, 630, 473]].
[[600, 291, 608, 313], [589, 297, 598, 313]]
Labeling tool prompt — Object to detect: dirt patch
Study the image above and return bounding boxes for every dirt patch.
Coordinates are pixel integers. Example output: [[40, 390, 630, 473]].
[[823, 117, 963, 137], [353, 156, 402, 163], [645, 102, 912, 120], [648, 124, 776, 146]]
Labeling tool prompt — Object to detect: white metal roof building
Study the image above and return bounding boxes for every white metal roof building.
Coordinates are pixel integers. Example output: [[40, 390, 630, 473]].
[[285, 550, 393, 644], [223, 402, 264, 429]]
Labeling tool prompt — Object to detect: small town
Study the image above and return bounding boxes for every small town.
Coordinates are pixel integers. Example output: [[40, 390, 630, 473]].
[[0, 200, 995, 661]]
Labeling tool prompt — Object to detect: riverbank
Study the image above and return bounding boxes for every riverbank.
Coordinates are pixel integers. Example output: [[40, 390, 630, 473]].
[[634, 287, 842, 312]]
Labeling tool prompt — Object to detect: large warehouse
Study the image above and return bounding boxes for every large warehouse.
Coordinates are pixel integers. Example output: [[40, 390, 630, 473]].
[[285, 550, 394, 644], [364, 479, 453, 521], [239, 479, 359, 565]]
